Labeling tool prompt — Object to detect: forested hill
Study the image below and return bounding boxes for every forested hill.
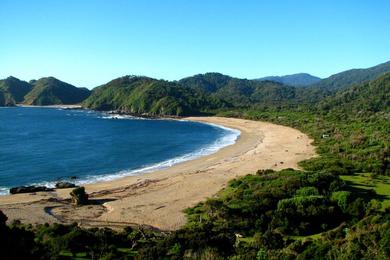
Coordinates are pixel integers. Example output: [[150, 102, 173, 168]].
[[319, 72, 390, 113], [83, 73, 307, 115], [178, 72, 297, 107], [79, 61, 390, 115], [311, 60, 390, 91], [24, 77, 91, 106], [82, 76, 228, 116], [0, 76, 32, 105], [178, 72, 232, 92], [256, 73, 321, 86]]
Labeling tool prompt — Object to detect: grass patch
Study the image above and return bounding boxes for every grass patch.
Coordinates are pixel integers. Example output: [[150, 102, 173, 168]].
[[117, 248, 137, 256], [290, 232, 323, 241], [59, 251, 89, 259], [237, 236, 255, 244], [341, 173, 390, 209]]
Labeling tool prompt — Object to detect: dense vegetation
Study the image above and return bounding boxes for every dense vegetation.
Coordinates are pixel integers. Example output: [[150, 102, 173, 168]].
[[179, 72, 299, 107], [1, 63, 389, 259], [83, 72, 318, 113], [1, 169, 388, 259], [83, 76, 227, 116], [0, 76, 90, 106], [219, 73, 390, 177], [256, 73, 321, 86], [319, 72, 390, 113], [179, 61, 390, 107]]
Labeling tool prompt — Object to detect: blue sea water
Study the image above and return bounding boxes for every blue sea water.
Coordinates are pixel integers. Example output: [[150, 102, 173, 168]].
[[0, 107, 239, 195]]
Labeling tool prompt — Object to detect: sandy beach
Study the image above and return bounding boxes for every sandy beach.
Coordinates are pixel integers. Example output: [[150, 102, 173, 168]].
[[0, 117, 316, 230]]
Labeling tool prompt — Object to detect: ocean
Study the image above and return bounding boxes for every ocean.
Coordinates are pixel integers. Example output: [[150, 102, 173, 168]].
[[0, 107, 239, 195]]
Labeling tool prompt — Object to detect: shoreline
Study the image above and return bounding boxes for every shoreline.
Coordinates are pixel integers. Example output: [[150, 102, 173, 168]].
[[0, 109, 241, 195], [0, 116, 316, 230]]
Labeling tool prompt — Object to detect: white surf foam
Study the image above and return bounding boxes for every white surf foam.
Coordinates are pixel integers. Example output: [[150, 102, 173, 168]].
[[0, 187, 9, 196], [100, 113, 149, 120]]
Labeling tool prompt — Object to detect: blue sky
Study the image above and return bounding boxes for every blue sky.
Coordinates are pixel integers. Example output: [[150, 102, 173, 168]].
[[1, 0, 389, 88]]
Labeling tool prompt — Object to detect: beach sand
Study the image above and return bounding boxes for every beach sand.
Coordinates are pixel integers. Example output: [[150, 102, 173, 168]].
[[0, 117, 316, 230]]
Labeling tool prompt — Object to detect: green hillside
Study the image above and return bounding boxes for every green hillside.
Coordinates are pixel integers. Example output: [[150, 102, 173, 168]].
[[312, 60, 390, 91], [84, 73, 299, 116], [180, 69, 390, 106], [0, 76, 32, 105], [83, 76, 228, 116], [83, 65, 390, 116], [23, 77, 90, 105], [178, 72, 233, 92], [179, 73, 297, 106], [320, 72, 390, 113]]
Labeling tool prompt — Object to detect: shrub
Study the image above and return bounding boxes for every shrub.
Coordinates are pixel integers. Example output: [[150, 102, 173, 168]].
[[296, 187, 319, 196], [331, 191, 352, 213]]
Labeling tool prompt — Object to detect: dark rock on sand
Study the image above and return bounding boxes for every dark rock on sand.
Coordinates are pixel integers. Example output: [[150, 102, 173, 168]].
[[70, 186, 89, 205], [10, 185, 54, 194]]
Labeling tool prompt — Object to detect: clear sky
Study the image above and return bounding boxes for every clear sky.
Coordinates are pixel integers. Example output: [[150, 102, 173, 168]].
[[1, 0, 389, 88]]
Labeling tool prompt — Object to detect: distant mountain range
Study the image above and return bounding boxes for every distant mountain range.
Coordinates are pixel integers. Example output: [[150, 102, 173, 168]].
[[1, 60, 389, 115], [256, 60, 390, 90], [256, 73, 321, 87]]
